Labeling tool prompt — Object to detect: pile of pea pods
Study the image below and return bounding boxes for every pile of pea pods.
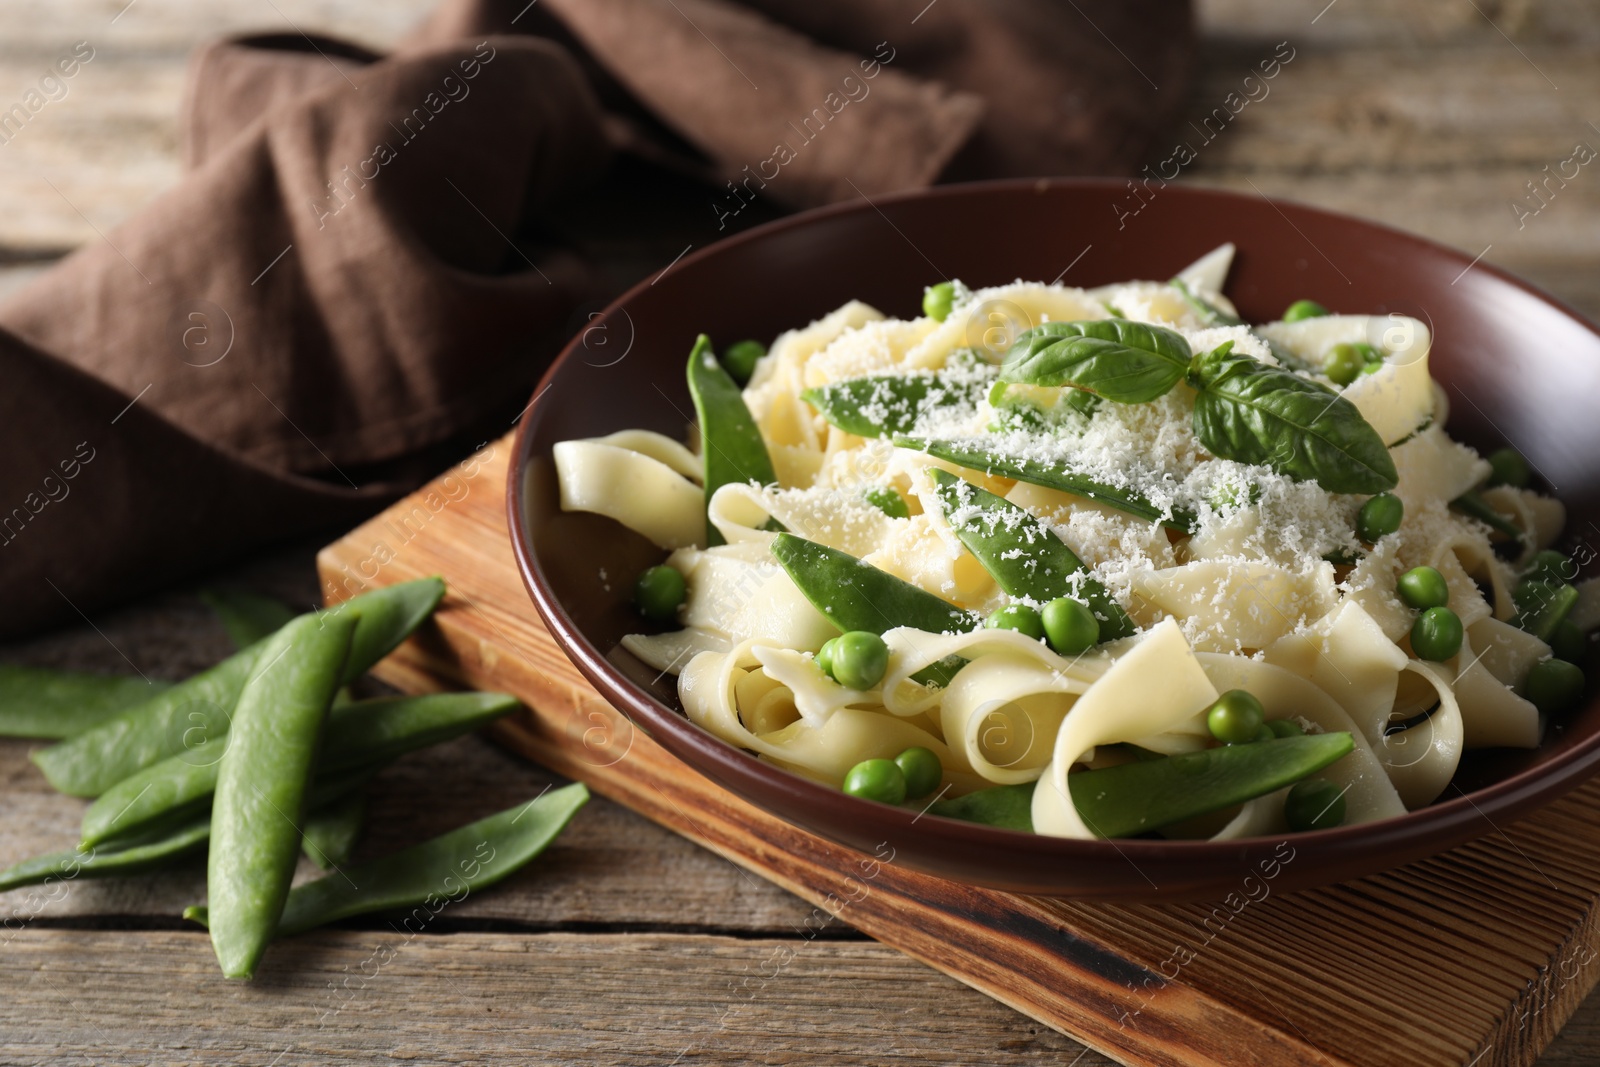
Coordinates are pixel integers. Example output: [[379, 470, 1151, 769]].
[[0, 578, 587, 978]]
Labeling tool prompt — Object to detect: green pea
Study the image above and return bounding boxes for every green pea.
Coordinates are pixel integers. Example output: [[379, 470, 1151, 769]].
[[1551, 620, 1587, 667], [1357, 492, 1404, 543], [1525, 658, 1585, 715], [863, 486, 910, 519], [1041, 597, 1100, 655], [1254, 723, 1276, 742], [721, 340, 766, 386], [1411, 606, 1464, 662], [985, 604, 1045, 641], [1358, 360, 1384, 376], [1282, 299, 1329, 322], [842, 758, 907, 805], [830, 631, 890, 690], [923, 281, 956, 322], [816, 637, 840, 678], [1267, 718, 1304, 738], [1397, 566, 1450, 610], [895, 747, 943, 800], [1524, 549, 1576, 588], [1487, 447, 1531, 489], [1323, 343, 1367, 386], [635, 565, 686, 623], [1207, 689, 1266, 744], [1284, 778, 1346, 831]]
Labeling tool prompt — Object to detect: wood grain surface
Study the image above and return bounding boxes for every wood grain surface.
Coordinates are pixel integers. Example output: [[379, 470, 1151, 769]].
[[316, 436, 1600, 1067], [1, 1, 1598, 1064]]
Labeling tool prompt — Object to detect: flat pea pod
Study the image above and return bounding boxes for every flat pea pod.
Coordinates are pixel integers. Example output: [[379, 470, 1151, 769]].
[[32, 577, 445, 798], [927, 469, 1133, 639], [208, 611, 356, 979], [933, 733, 1354, 838], [0, 766, 380, 894], [186, 783, 589, 939], [687, 334, 777, 547], [0, 814, 212, 893], [1513, 581, 1580, 643], [198, 587, 297, 650], [896, 436, 1198, 533], [802, 371, 988, 439], [82, 692, 518, 849], [1450, 490, 1523, 542], [0, 666, 170, 740], [770, 533, 981, 636], [301, 790, 367, 870], [928, 781, 1034, 831]]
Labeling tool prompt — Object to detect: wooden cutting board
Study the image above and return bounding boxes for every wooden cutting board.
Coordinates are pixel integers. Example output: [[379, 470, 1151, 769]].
[[317, 435, 1600, 1067]]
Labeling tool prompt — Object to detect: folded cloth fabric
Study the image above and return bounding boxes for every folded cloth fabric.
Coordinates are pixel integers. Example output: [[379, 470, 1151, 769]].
[[0, 0, 1192, 639]]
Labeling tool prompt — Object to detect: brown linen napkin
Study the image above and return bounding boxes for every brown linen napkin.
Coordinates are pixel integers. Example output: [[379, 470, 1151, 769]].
[[0, 0, 1192, 639]]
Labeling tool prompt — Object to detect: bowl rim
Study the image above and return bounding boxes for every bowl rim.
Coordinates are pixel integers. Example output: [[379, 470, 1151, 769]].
[[506, 175, 1600, 873]]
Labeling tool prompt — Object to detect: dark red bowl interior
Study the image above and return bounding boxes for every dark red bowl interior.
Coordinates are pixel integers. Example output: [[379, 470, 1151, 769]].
[[507, 178, 1600, 900]]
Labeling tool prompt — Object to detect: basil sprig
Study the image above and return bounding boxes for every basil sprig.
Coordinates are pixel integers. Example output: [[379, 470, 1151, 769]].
[[994, 320, 1399, 495], [1188, 344, 1398, 494], [998, 320, 1192, 404]]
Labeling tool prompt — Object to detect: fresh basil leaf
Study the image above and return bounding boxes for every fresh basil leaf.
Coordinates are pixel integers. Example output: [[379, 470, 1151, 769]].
[[1189, 346, 1398, 494], [894, 436, 1198, 533], [802, 366, 990, 439], [998, 320, 1191, 404]]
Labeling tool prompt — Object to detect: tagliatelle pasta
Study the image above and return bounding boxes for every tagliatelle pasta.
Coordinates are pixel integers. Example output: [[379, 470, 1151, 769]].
[[554, 246, 1592, 841]]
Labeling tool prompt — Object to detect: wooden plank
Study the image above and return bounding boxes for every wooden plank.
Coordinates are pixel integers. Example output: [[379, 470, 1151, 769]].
[[317, 435, 1600, 1067], [1198, 0, 1600, 46], [0, 928, 1114, 1066], [0, 734, 813, 931]]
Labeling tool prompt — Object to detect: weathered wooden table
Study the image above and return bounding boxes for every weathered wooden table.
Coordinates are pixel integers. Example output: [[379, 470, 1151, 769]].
[[3, 2, 1598, 1063]]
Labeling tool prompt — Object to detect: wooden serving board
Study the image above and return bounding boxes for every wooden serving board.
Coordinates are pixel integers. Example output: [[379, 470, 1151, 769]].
[[318, 435, 1600, 1067]]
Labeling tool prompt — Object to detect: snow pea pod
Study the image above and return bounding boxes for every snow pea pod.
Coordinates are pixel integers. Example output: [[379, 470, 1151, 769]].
[[771, 533, 982, 637], [932, 733, 1354, 838], [1450, 490, 1524, 542], [0, 666, 169, 740], [0, 765, 379, 894], [0, 814, 212, 893], [33, 577, 445, 798], [208, 611, 355, 979], [186, 783, 589, 939], [895, 436, 1198, 533], [802, 368, 989, 439], [687, 335, 778, 547], [927, 470, 1133, 639], [198, 587, 297, 650], [80, 691, 517, 848], [301, 790, 366, 870], [1513, 581, 1580, 643]]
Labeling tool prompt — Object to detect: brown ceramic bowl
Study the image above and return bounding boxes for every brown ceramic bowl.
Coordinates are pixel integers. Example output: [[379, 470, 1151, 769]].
[[507, 178, 1600, 900]]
